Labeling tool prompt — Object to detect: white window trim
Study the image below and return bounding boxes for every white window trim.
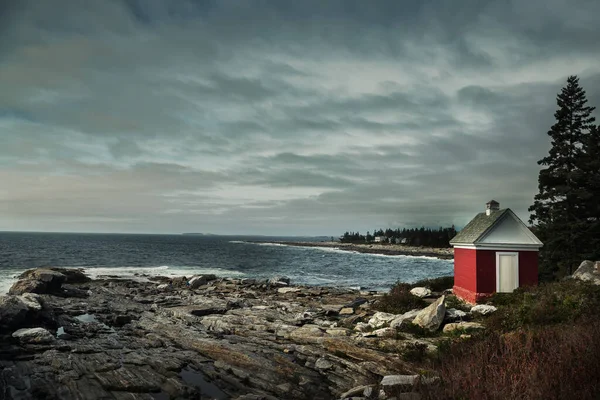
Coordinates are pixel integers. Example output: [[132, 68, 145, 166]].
[[496, 252, 519, 293]]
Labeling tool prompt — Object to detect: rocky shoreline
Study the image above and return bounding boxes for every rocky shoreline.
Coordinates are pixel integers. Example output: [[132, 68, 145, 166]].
[[250, 241, 454, 260], [0, 268, 480, 400]]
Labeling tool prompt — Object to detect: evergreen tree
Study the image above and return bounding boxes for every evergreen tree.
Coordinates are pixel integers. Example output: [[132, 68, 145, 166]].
[[529, 76, 596, 278]]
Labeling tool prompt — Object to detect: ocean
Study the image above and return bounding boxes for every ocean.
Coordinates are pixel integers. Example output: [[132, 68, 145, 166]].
[[0, 232, 454, 294]]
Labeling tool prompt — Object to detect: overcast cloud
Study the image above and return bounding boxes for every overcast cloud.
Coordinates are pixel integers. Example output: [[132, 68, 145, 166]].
[[1, 0, 599, 235]]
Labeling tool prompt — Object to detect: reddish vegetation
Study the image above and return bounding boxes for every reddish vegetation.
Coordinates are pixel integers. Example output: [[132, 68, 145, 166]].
[[424, 319, 600, 399]]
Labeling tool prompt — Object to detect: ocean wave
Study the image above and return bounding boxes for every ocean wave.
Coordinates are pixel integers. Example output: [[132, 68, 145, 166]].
[[83, 266, 245, 280], [228, 240, 246, 244], [256, 242, 288, 247]]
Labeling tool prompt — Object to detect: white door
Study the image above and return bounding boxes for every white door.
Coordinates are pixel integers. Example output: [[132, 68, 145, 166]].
[[496, 252, 519, 293]]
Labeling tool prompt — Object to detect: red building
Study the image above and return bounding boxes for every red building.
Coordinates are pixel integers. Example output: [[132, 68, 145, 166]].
[[450, 200, 543, 304]]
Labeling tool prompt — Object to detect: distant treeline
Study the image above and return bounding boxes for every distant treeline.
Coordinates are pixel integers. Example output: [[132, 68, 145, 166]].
[[340, 226, 457, 248]]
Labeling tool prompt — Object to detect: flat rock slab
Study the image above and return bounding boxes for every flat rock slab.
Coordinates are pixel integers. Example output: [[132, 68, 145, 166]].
[[12, 327, 55, 344]]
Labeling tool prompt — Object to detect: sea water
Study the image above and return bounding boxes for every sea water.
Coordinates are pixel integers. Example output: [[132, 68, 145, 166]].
[[0, 232, 453, 294]]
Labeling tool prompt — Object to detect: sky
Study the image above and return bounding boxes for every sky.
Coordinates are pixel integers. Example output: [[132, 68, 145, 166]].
[[1, 0, 599, 236]]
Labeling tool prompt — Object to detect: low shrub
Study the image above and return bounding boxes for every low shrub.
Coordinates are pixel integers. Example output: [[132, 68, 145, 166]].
[[375, 282, 427, 314], [485, 279, 600, 331], [411, 276, 454, 292], [423, 318, 600, 400]]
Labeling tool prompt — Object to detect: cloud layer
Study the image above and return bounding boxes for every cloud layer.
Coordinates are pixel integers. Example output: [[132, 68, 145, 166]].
[[1, 0, 599, 234]]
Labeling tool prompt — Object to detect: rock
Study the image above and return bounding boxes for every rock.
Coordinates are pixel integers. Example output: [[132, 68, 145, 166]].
[[278, 287, 301, 294], [9, 268, 66, 294], [443, 322, 485, 333], [12, 327, 55, 344], [0, 296, 32, 332], [380, 374, 419, 392], [289, 324, 324, 340], [188, 274, 217, 289], [390, 309, 420, 329], [470, 304, 497, 315], [156, 283, 171, 290], [315, 357, 333, 370], [572, 260, 600, 285], [410, 287, 431, 298], [18, 293, 43, 311], [353, 322, 371, 332], [339, 307, 354, 315], [444, 308, 467, 321], [325, 328, 351, 336], [268, 276, 291, 286], [343, 297, 368, 309], [340, 385, 376, 399], [368, 312, 396, 328], [370, 327, 395, 338], [413, 295, 446, 331]]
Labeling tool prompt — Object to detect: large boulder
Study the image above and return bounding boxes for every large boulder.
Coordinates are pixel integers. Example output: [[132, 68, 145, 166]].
[[572, 260, 600, 285], [390, 309, 420, 329], [0, 296, 30, 331], [12, 327, 55, 344], [412, 295, 446, 331], [9, 268, 66, 295], [368, 312, 397, 328]]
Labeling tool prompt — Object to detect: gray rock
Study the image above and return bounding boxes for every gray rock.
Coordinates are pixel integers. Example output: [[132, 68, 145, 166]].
[[390, 309, 420, 329], [410, 287, 431, 298], [470, 304, 497, 315], [368, 311, 396, 328], [572, 260, 600, 285], [443, 321, 485, 333], [315, 357, 333, 370], [268, 276, 291, 286], [0, 295, 31, 332], [12, 327, 55, 344], [413, 295, 446, 331], [339, 385, 376, 399], [9, 268, 67, 294], [444, 308, 467, 321], [380, 374, 419, 391], [189, 274, 218, 289]]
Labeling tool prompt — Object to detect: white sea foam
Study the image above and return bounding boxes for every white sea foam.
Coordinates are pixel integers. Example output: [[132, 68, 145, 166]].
[[228, 240, 245, 244], [83, 265, 245, 280], [256, 242, 288, 247]]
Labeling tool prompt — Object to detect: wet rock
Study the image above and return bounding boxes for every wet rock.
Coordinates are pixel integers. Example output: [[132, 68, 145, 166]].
[[10, 268, 67, 294], [443, 322, 485, 333], [189, 274, 217, 289], [268, 276, 291, 286], [470, 304, 497, 315], [413, 296, 446, 331], [12, 327, 55, 344], [0, 295, 32, 332], [410, 287, 431, 298]]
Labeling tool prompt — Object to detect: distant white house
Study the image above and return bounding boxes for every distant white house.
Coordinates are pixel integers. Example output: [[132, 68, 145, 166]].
[[374, 236, 385, 243]]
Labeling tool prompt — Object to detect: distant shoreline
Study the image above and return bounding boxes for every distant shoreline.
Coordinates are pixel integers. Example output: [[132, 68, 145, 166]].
[[249, 241, 454, 259]]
